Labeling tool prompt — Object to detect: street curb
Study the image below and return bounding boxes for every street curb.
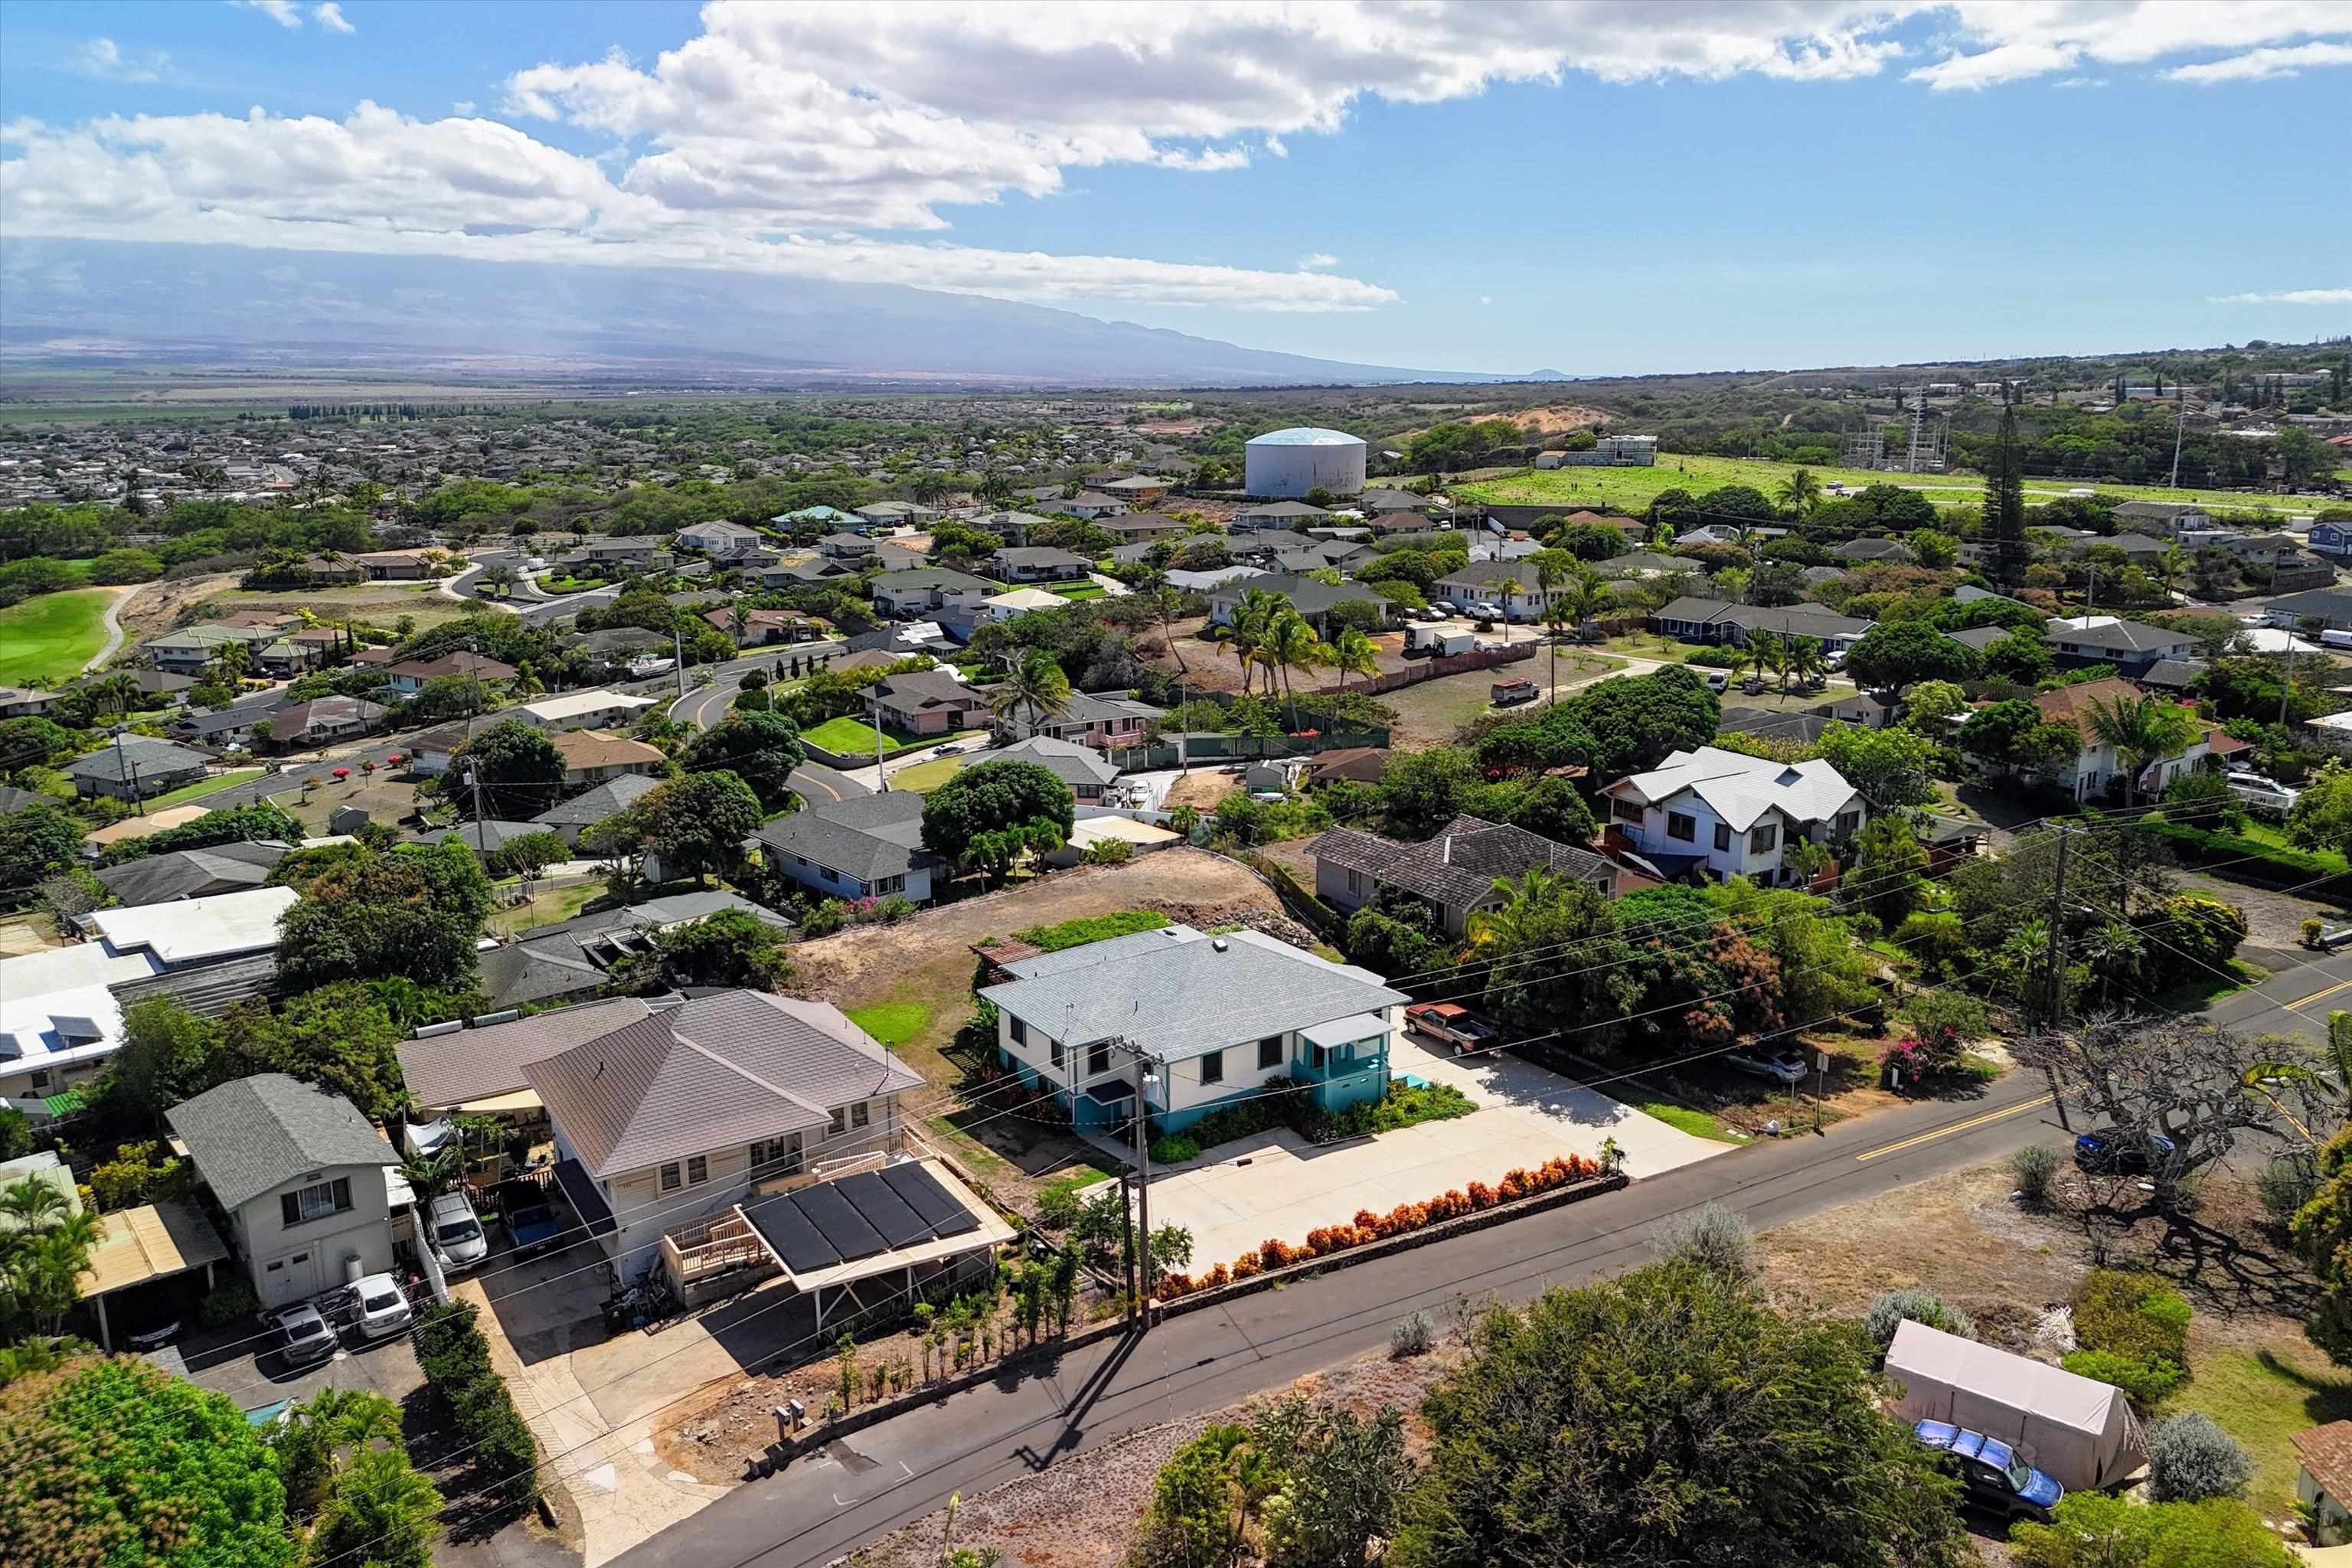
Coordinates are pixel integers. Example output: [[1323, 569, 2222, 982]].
[[745, 1169, 1625, 1478]]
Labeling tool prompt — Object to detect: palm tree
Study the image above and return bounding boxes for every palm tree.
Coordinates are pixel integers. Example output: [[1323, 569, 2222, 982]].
[[1213, 587, 1286, 696], [1466, 864, 1572, 956], [1776, 467, 1822, 521], [1542, 597, 1573, 702], [1532, 553, 1570, 626], [86, 671, 141, 718], [1786, 635, 1824, 693], [727, 599, 752, 646], [1746, 630, 1782, 691], [2082, 693, 2201, 808], [1259, 609, 1324, 732], [989, 648, 1071, 735], [208, 639, 252, 688], [481, 564, 518, 599], [1483, 572, 1521, 641], [1328, 626, 1379, 694], [2081, 922, 2145, 1007], [1145, 581, 1191, 675], [1770, 636, 1795, 697]]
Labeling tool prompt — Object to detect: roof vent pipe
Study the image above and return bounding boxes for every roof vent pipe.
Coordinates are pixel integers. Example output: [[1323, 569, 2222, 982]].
[[1212, 937, 1229, 952], [1442, 836, 1453, 864]]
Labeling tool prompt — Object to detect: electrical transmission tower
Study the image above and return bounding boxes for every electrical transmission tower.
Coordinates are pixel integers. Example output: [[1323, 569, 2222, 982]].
[[1904, 387, 1949, 474]]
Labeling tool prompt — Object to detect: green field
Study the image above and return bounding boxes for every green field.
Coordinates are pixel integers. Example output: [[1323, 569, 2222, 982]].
[[799, 715, 923, 754], [887, 755, 969, 793], [0, 588, 115, 687], [1051, 583, 1107, 600], [1459, 453, 2321, 519], [145, 768, 264, 809], [847, 1001, 933, 1047]]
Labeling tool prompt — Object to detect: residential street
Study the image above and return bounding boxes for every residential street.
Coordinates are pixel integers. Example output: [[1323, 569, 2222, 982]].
[[2202, 938, 2352, 1044], [610, 1070, 2063, 1568]]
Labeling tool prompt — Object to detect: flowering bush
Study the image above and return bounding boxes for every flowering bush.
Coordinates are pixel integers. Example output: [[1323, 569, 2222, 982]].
[[1155, 1154, 1603, 1301], [1880, 1024, 1965, 1089]]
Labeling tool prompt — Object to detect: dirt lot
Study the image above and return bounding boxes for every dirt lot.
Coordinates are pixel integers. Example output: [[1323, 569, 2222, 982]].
[[1396, 402, 1611, 439], [0, 913, 67, 956], [2176, 870, 2351, 953], [786, 850, 1284, 1083], [835, 1340, 1462, 1568], [118, 570, 479, 645]]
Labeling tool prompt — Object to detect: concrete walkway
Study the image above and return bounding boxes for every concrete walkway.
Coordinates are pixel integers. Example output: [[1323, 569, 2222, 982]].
[[1140, 1039, 1728, 1270], [83, 583, 145, 671]]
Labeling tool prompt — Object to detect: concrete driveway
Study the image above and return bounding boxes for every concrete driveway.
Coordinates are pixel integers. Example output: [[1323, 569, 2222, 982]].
[[167, 1309, 425, 1415], [1140, 1039, 1729, 1272]]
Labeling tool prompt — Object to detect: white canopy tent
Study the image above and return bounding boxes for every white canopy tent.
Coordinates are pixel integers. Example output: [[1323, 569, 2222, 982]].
[[1884, 1320, 2147, 1491]]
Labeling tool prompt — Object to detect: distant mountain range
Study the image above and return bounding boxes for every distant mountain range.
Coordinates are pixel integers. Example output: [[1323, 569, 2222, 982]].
[[0, 240, 1565, 390]]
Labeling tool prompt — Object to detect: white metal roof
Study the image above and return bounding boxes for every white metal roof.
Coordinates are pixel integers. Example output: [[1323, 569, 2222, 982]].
[[87, 885, 300, 965], [1612, 746, 1862, 833], [522, 688, 656, 722]]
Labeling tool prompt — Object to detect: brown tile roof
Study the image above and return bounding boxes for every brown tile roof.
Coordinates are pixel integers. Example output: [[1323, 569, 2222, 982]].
[[396, 997, 653, 1109], [2296, 1420, 2352, 1502], [2034, 678, 2229, 750], [550, 728, 665, 770]]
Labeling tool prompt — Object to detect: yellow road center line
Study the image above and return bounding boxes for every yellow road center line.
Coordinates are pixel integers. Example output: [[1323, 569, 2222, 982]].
[[1856, 1095, 2054, 1162]]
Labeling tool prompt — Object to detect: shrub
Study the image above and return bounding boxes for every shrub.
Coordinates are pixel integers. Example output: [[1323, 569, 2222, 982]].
[[2258, 1153, 2320, 1224], [1865, 1288, 1976, 1351], [2073, 1268, 2190, 1364], [799, 897, 852, 937], [1018, 909, 1171, 952], [1149, 1135, 1202, 1165], [2145, 1411, 2252, 1502], [2060, 1347, 2186, 1407], [1034, 1180, 1087, 1232], [1390, 1309, 1434, 1359], [2162, 892, 2248, 969], [2011, 1144, 2060, 1209], [1649, 1201, 1751, 1278], [200, 1279, 260, 1328]]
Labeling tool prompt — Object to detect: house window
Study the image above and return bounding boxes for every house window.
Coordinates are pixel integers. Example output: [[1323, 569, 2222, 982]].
[[279, 1177, 352, 1227], [1309, 1043, 1328, 1070], [660, 1163, 682, 1192], [750, 1137, 798, 1171], [1010, 1016, 1027, 1047], [1088, 1043, 1111, 1077], [1050, 1035, 1065, 1067], [1713, 823, 1731, 851], [1751, 825, 1779, 854], [1258, 1036, 1283, 1070], [1346, 867, 1361, 894], [828, 1108, 847, 1136], [686, 1155, 707, 1186], [1666, 812, 1696, 842], [1834, 810, 1861, 836], [1200, 1049, 1225, 1086], [1612, 798, 1645, 823], [851, 1103, 870, 1129], [872, 874, 906, 896]]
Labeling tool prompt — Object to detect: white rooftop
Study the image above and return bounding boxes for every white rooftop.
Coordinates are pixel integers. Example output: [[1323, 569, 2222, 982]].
[[86, 885, 300, 965], [521, 688, 657, 722], [1612, 746, 1863, 832]]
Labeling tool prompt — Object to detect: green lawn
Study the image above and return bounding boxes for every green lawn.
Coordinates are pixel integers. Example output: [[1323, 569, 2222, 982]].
[[1051, 583, 1107, 600], [0, 587, 116, 687], [2170, 1341, 2352, 1521], [144, 768, 263, 809], [799, 715, 923, 754], [887, 756, 971, 793], [2233, 818, 2352, 872], [848, 1001, 934, 1047], [1459, 453, 2321, 519], [1635, 1099, 1746, 1142]]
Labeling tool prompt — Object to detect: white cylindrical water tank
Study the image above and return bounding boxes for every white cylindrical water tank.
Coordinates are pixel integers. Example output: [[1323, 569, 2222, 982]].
[[1244, 426, 1367, 498]]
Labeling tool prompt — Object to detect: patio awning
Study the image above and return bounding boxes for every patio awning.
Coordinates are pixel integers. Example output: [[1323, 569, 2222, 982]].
[[452, 1089, 543, 1116], [1302, 1013, 1387, 1049], [740, 1158, 1016, 1293], [552, 1157, 616, 1238], [77, 1197, 229, 1299]]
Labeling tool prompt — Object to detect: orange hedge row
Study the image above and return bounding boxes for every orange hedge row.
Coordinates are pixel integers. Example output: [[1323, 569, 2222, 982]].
[[1155, 1155, 1603, 1302]]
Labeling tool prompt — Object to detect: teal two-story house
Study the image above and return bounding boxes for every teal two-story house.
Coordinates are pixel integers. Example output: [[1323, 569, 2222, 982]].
[[979, 926, 1407, 1136]]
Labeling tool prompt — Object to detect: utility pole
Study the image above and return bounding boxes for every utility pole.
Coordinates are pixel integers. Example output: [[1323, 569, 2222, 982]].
[[462, 765, 488, 855], [1178, 678, 1188, 776], [2281, 632, 2299, 728], [2168, 390, 2187, 492], [2040, 823, 2073, 1129], [1131, 1047, 1155, 1330], [672, 626, 687, 701]]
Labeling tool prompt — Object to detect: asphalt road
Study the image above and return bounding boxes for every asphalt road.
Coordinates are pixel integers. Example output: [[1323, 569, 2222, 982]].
[[2203, 939, 2352, 1044], [665, 643, 874, 805], [613, 1072, 2066, 1568]]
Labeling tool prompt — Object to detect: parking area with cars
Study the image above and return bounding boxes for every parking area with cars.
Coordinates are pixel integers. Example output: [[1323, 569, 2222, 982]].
[[164, 1272, 429, 1415]]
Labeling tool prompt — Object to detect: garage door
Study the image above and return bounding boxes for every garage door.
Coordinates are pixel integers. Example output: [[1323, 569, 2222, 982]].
[[263, 1247, 318, 1305]]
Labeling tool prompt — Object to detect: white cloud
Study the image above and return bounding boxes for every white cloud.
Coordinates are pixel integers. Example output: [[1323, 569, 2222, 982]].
[[1909, 2, 2347, 90], [313, 2, 355, 34], [2166, 41, 2352, 83], [2213, 287, 2352, 305], [74, 38, 171, 83], [2051, 77, 2107, 89], [230, 0, 304, 28], [1298, 253, 1338, 270], [452, 100, 476, 116], [1479, 296, 1493, 306]]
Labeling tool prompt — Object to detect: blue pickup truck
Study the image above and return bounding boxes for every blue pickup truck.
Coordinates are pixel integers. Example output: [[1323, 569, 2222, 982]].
[[498, 1179, 560, 1258]]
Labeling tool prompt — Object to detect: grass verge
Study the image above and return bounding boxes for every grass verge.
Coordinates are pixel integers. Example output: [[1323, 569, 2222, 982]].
[[1635, 1099, 1746, 1142], [887, 756, 967, 793], [801, 714, 922, 753], [145, 767, 264, 808], [848, 1001, 933, 1047], [2169, 1341, 2352, 1521], [2141, 958, 2266, 1012]]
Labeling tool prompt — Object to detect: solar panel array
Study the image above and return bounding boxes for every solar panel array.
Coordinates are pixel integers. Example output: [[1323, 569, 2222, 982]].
[[744, 1162, 982, 1276]]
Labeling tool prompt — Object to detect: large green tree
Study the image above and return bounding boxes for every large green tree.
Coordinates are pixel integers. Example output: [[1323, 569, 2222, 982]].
[[680, 710, 802, 809], [1815, 724, 1939, 810], [277, 841, 494, 991], [449, 719, 567, 820], [0, 1356, 301, 1568], [1393, 1266, 1971, 1568], [1986, 402, 2029, 585], [639, 770, 763, 884], [1844, 620, 1981, 693], [920, 760, 1075, 864], [0, 800, 83, 890]]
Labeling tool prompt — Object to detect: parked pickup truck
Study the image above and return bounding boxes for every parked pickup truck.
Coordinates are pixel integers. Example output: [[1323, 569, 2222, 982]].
[[496, 1179, 560, 1257], [1403, 1002, 1500, 1054]]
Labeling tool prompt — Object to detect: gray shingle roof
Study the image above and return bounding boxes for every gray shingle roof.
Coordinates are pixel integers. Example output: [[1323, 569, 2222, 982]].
[[69, 738, 215, 781], [753, 791, 935, 883], [533, 772, 664, 828], [1312, 815, 1612, 910], [397, 996, 652, 1109], [2047, 619, 2197, 653], [416, 820, 545, 853], [994, 736, 1119, 789], [167, 1073, 398, 1211], [477, 935, 607, 1011], [524, 990, 924, 1178], [95, 841, 289, 906], [1210, 573, 1391, 618], [979, 929, 1406, 1065]]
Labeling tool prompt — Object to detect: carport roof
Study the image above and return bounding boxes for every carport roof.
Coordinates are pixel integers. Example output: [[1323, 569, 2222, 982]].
[[739, 1159, 1014, 1292], [78, 1197, 230, 1298]]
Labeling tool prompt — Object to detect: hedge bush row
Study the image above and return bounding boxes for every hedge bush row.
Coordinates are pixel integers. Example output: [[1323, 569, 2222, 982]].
[[2060, 1269, 2191, 1407], [2132, 820, 2347, 885], [415, 1302, 540, 1504], [1155, 1155, 1606, 1301]]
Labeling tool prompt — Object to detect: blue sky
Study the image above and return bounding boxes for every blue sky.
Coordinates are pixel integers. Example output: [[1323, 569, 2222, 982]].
[[3, 0, 2347, 375]]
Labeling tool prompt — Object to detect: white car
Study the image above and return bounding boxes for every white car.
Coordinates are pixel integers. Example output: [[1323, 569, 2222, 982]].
[[352, 1273, 413, 1341], [2224, 770, 2298, 811], [429, 1191, 490, 1274]]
